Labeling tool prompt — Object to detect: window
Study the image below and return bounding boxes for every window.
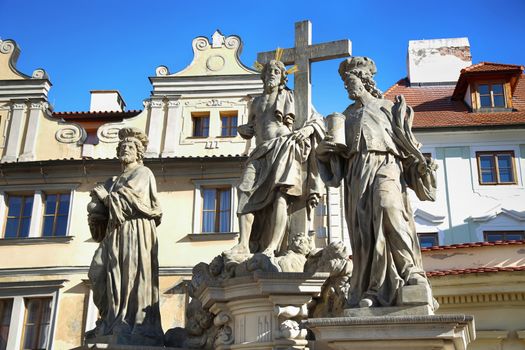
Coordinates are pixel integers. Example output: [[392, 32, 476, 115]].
[[476, 151, 517, 185], [42, 194, 70, 237], [418, 233, 438, 248], [202, 187, 231, 233], [21, 298, 52, 350], [192, 112, 210, 137], [4, 195, 33, 238], [478, 83, 506, 108], [0, 299, 13, 350], [220, 111, 238, 137], [1, 190, 73, 240], [484, 230, 525, 242]]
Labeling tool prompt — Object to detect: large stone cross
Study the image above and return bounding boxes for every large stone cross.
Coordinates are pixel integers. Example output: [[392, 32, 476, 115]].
[[257, 20, 352, 128]]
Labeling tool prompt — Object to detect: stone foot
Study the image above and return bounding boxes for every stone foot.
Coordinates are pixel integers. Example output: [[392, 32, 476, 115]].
[[226, 243, 250, 256], [358, 298, 376, 308]]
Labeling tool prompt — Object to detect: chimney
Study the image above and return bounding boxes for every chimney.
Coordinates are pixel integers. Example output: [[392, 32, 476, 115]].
[[89, 90, 126, 112], [407, 38, 472, 85]]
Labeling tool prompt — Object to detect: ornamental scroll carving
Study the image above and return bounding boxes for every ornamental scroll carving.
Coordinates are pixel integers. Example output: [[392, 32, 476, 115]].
[[156, 65, 169, 76], [55, 124, 86, 144], [0, 40, 15, 54], [97, 123, 124, 143]]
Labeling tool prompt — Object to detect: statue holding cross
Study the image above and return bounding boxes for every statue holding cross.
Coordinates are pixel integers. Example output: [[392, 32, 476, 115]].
[[226, 21, 351, 259]]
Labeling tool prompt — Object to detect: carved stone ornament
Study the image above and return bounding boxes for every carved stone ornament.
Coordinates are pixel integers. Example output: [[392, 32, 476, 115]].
[[224, 35, 240, 49], [0, 39, 15, 54], [12, 103, 27, 110], [55, 124, 86, 144], [97, 123, 124, 143], [194, 37, 210, 52], [155, 65, 169, 76], [31, 68, 48, 79], [150, 100, 164, 108], [206, 55, 225, 71]]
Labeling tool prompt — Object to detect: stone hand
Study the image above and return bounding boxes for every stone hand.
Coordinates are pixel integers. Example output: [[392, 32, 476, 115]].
[[237, 124, 255, 139], [417, 158, 438, 175], [307, 193, 320, 220], [316, 136, 338, 161], [292, 126, 314, 142], [93, 185, 109, 201]]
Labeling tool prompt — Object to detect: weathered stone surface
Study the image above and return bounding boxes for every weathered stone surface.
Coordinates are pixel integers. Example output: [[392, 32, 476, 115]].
[[225, 58, 325, 258], [317, 56, 439, 309], [85, 128, 164, 346], [343, 305, 433, 317], [397, 283, 434, 306], [305, 314, 475, 350]]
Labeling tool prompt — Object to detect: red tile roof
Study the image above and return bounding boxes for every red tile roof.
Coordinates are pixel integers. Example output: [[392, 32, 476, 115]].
[[53, 110, 142, 120], [427, 266, 525, 277], [384, 63, 525, 129], [461, 62, 524, 73], [421, 240, 525, 252]]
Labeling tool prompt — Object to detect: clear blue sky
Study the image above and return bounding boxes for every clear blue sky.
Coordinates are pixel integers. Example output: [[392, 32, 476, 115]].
[[1, 0, 524, 115]]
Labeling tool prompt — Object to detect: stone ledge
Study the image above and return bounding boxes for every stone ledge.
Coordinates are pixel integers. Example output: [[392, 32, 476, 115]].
[[71, 344, 182, 350], [187, 232, 238, 241], [305, 314, 475, 350], [0, 236, 74, 245]]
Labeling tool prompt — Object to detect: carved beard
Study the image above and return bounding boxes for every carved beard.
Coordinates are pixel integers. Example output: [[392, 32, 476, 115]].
[[265, 76, 281, 90], [119, 153, 137, 164], [348, 85, 364, 100]]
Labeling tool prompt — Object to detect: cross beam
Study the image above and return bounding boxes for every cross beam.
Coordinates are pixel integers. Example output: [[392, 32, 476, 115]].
[[257, 20, 352, 128]]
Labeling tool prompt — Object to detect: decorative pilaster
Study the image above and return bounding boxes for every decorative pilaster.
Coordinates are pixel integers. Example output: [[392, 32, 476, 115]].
[[145, 99, 166, 158], [28, 191, 44, 238], [19, 101, 47, 161], [161, 99, 182, 157], [2, 102, 28, 162]]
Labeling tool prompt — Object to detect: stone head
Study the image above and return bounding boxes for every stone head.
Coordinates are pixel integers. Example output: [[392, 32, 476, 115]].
[[209, 255, 224, 277], [116, 128, 148, 165], [289, 231, 312, 256], [261, 59, 287, 91], [338, 56, 383, 99]]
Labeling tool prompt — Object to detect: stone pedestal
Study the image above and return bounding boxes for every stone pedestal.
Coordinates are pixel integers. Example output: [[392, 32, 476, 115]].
[[195, 271, 327, 350], [305, 314, 475, 350]]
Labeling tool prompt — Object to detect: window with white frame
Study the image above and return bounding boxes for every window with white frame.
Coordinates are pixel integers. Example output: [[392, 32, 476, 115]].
[[192, 179, 238, 234], [484, 230, 525, 242], [202, 187, 231, 233], [0, 280, 63, 350], [0, 186, 75, 240], [417, 232, 439, 248]]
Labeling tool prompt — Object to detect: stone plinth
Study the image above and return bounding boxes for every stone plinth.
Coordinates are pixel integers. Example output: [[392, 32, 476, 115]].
[[305, 314, 475, 350], [194, 271, 327, 350]]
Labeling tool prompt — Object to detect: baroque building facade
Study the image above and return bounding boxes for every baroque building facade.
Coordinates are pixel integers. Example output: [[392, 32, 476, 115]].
[[0, 33, 523, 349]]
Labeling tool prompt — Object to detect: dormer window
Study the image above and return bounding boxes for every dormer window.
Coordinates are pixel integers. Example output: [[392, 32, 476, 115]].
[[478, 83, 505, 108], [472, 81, 511, 111], [451, 62, 523, 113]]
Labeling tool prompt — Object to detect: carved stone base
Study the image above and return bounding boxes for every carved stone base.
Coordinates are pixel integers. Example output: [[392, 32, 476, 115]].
[[305, 314, 475, 350], [195, 271, 327, 350], [71, 344, 181, 350]]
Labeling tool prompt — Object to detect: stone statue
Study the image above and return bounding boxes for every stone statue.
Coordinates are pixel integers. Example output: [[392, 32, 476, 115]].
[[86, 127, 164, 345], [316, 57, 438, 309], [228, 58, 325, 256]]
